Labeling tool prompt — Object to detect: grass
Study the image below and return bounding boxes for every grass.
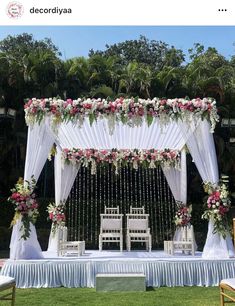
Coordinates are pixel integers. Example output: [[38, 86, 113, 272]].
[[0, 286, 221, 306]]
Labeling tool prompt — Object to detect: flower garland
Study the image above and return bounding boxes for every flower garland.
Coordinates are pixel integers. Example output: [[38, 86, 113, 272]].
[[24, 97, 219, 132], [174, 202, 192, 227], [62, 148, 180, 174], [8, 177, 39, 240], [202, 180, 230, 238], [47, 202, 66, 234]]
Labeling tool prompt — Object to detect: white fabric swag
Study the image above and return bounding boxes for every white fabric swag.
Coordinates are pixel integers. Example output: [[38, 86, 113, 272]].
[[162, 148, 187, 204], [10, 123, 55, 260], [11, 116, 234, 259], [47, 148, 79, 252]]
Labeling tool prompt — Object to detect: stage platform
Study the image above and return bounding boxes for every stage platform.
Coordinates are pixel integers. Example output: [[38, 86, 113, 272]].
[[1, 250, 235, 288]]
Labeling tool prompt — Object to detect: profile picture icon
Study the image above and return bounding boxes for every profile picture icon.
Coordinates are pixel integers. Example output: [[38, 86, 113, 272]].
[[6, 2, 24, 19]]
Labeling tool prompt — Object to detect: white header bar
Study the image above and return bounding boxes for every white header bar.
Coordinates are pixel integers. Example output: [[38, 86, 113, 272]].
[[0, 0, 234, 26]]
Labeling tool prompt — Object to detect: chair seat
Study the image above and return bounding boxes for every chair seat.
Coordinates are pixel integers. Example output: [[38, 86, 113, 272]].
[[0, 276, 15, 288], [221, 278, 235, 289]]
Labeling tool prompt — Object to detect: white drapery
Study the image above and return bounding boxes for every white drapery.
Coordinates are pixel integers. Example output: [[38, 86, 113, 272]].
[[182, 120, 234, 258], [50, 118, 186, 149], [10, 123, 55, 260], [47, 148, 79, 252], [162, 148, 187, 204], [183, 120, 219, 184]]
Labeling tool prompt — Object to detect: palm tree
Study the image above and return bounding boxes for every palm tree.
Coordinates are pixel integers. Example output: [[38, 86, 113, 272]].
[[137, 65, 153, 98], [118, 61, 140, 95], [61, 57, 90, 98]]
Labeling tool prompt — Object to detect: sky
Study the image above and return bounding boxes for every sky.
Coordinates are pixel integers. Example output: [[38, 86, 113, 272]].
[[0, 26, 235, 62]]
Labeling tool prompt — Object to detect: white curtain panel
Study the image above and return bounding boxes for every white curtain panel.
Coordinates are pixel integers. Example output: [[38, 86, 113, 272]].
[[162, 149, 190, 245], [49, 118, 187, 150], [24, 122, 55, 181], [10, 123, 55, 260], [47, 148, 79, 252], [162, 148, 187, 204], [54, 148, 79, 205], [182, 120, 219, 184]]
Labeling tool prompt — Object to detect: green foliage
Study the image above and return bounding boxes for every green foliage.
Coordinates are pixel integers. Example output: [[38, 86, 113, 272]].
[[89, 35, 185, 70], [146, 114, 154, 126], [90, 85, 114, 98], [89, 113, 96, 126]]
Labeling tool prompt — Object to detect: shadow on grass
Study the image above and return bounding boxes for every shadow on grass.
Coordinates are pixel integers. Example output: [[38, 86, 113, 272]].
[[146, 287, 156, 291]]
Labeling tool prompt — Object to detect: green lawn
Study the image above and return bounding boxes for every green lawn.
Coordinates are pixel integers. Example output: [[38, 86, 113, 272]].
[[0, 286, 222, 306]]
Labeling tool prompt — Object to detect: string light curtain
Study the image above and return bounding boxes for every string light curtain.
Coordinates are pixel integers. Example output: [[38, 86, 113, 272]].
[[67, 165, 175, 249]]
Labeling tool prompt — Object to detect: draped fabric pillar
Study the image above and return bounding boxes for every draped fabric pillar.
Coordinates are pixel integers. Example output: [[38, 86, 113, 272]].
[[162, 148, 195, 245], [183, 120, 218, 184], [47, 148, 79, 252], [10, 123, 55, 260], [184, 120, 234, 258], [162, 148, 187, 204]]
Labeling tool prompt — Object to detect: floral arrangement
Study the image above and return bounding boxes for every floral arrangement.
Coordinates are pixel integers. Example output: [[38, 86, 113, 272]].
[[24, 97, 219, 133], [8, 177, 39, 240], [174, 202, 192, 227], [62, 148, 180, 174], [47, 202, 66, 234], [202, 180, 230, 238]]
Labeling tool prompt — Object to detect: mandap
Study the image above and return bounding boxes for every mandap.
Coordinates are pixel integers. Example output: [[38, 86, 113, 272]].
[[9, 97, 235, 260]]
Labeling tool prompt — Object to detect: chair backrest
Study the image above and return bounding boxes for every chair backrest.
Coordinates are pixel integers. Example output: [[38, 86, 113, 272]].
[[104, 206, 119, 214], [100, 214, 123, 232], [130, 206, 145, 214], [126, 214, 149, 232]]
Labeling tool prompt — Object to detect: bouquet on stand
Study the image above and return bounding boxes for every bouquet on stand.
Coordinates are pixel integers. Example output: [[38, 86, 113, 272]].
[[8, 177, 39, 240], [47, 202, 66, 235], [202, 179, 230, 238], [174, 202, 192, 227]]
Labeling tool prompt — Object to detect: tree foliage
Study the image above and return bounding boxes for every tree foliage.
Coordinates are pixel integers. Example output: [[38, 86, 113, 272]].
[[89, 35, 185, 70]]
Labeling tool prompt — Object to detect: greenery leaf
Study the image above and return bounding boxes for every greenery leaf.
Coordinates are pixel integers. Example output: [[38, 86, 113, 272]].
[[146, 114, 154, 126], [89, 113, 96, 126]]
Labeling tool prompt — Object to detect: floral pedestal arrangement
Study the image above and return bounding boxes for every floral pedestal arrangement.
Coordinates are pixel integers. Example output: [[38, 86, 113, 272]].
[[173, 203, 196, 250], [202, 179, 235, 259], [8, 177, 43, 259], [47, 202, 66, 253], [8, 177, 39, 240]]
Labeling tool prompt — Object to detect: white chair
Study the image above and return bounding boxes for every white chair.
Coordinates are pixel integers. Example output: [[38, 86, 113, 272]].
[[57, 226, 85, 257], [126, 213, 152, 252], [0, 275, 16, 306], [165, 225, 196, 256], [99, 206, 123, 251]]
